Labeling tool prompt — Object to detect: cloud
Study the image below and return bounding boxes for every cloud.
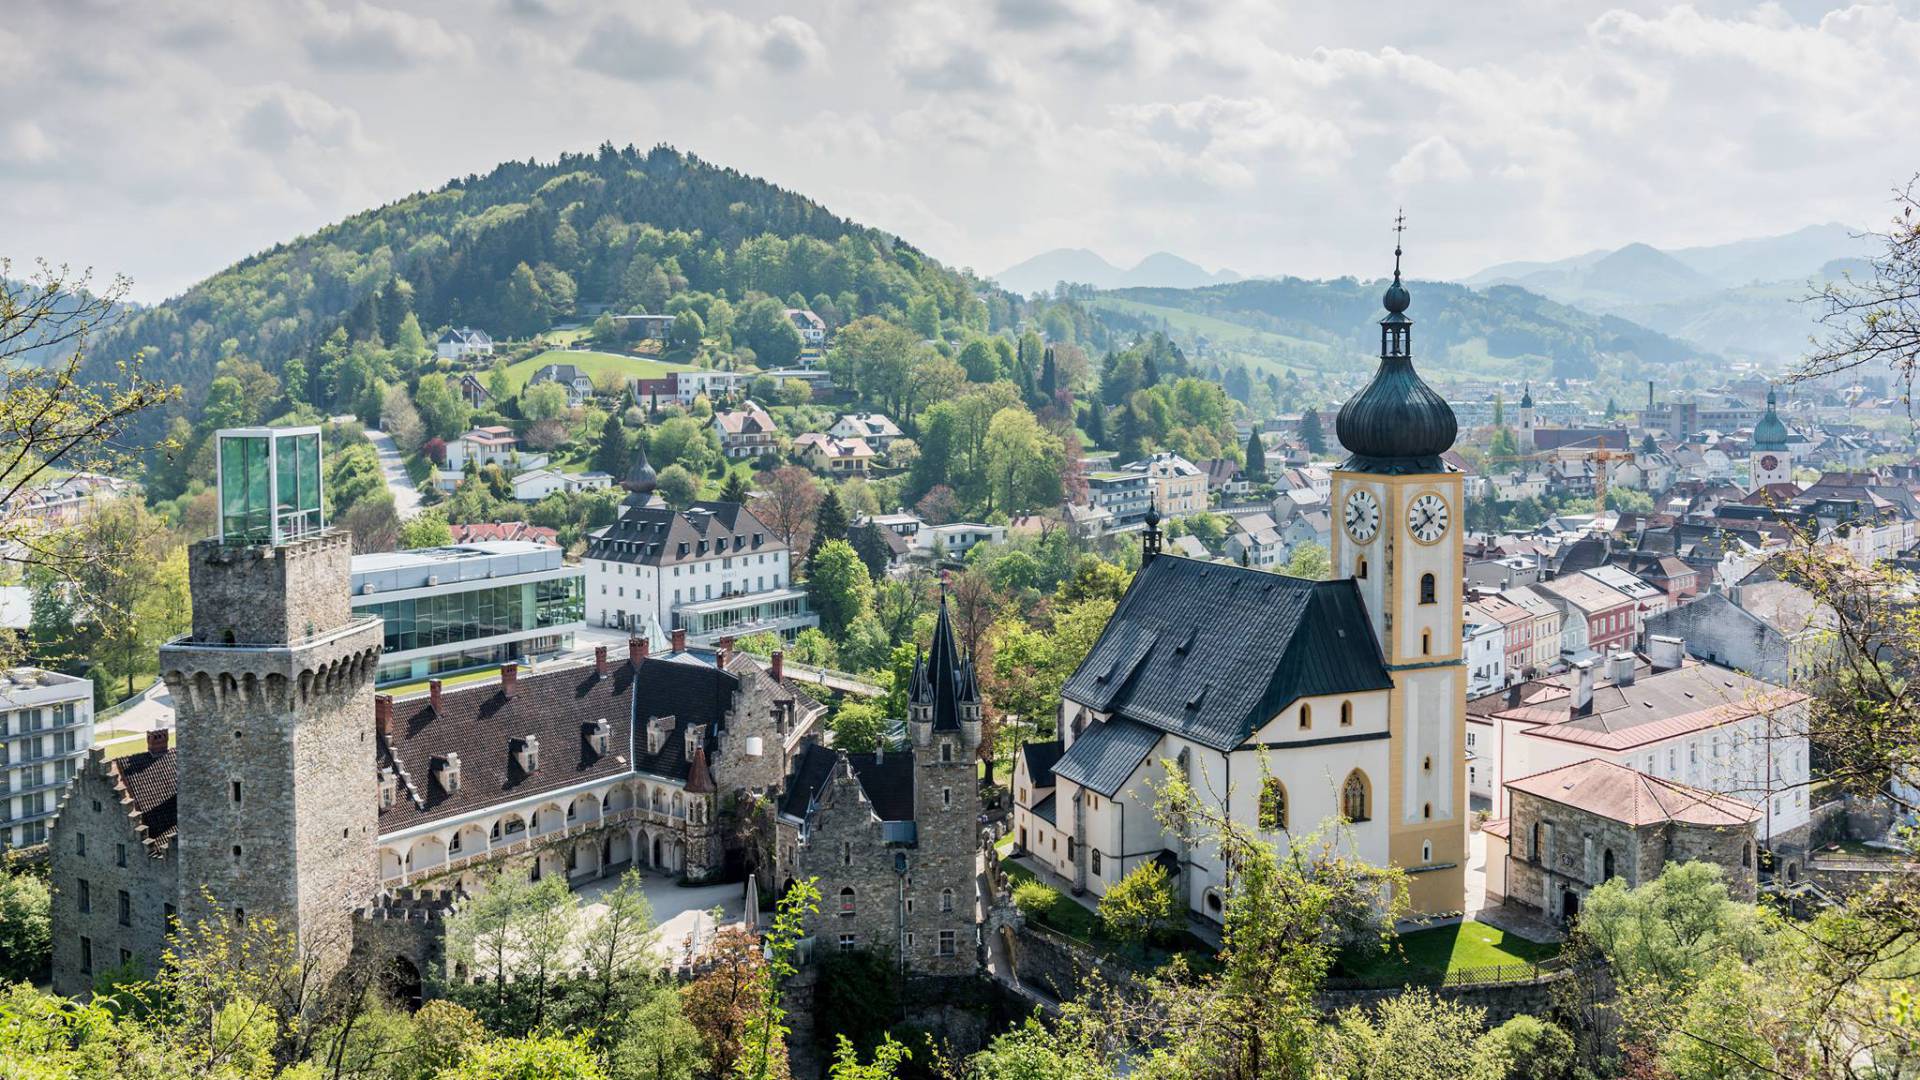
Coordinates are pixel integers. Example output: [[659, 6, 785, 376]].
[[304, 2, 471, 69], [1, 121, 57, 166], [235, 85, 371, 155], [1389, 135, 1470, 186], [895, 41, 1014, 93], [575, 8, 824, 84]]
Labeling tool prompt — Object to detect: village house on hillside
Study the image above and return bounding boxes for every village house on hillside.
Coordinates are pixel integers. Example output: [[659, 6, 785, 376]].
[[436, 327, 493, 362]]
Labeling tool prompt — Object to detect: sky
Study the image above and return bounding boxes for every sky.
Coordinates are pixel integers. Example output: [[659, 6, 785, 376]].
[[4, 0, 1918, 302]]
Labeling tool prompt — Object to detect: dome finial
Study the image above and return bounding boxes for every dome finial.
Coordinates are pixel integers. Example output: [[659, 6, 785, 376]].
[[1393, 208, 1406, 283], [1382, 211, 1411, 315]]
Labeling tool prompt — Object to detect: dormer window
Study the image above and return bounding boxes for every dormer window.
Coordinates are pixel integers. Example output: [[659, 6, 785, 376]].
[[378, 767, 398, 809], [648, 715, 675, 754], [678, 542, 689, 558], [434, 753, 462, 794], [587, 719, 610, 756], [514, 735, 540, 773]]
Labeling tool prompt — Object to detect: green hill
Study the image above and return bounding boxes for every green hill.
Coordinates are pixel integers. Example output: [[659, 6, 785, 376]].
[[1092, 277, 1716, 383], [84, 143, 988, 446]]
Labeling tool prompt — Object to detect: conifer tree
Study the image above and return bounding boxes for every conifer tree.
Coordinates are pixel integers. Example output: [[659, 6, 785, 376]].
[[1245, 429, 1267, 481], [809, 488, 849, 561], [1300, 409, 1326, 455], [592, 412, 628, 476]]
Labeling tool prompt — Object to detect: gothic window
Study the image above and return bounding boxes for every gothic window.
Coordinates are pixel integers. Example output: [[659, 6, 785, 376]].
[[1090, 850, 1102, 876], [1259, 778, 1288, 832], [1422, 840, 1433, 862], [941, 887, 955, 912], [1420, 573, 1437, 605], [1603, 848, 1616, 882], [1341, 771, 1370, 823], [839, 887, 856, 915], [1298, 703, 1311, 729], [1340, 701, 1354, 726], [941, 743, 953, 763], [1422, 802, 1432, 819]]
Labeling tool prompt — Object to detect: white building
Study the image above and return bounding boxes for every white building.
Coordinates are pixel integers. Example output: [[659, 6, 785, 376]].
[[585, 461, 814, 645], [445, 426, 523, 472], [786, 308, 828, 345], [913, 522, 1005, 562], [351, 541, 585, 686], [436, 327, 494, 362], [0, 668, 95, 851], [827, 413, 903, 453], [1462, 604, 1506, 698], [511, 468, 614, 503]]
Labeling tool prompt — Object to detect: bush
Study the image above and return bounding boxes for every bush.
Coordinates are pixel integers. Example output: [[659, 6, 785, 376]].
[[1011, 880, 1058, 921]]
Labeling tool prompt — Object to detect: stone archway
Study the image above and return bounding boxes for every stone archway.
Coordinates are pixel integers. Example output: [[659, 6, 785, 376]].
[[608, 830, 632, 869], [383, 956, 424, 1010]]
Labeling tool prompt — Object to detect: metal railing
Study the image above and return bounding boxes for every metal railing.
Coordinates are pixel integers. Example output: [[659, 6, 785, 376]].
[[378, 804, 684, 887], [1322, 954, 1571, 992]]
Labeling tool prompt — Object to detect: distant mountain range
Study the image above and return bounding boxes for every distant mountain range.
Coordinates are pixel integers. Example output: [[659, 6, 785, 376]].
[[1466, 224, 1875, 362], [993, 248, 1242, 296]]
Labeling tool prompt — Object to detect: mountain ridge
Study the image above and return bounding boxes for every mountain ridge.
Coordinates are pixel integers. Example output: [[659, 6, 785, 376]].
[[994, 248, 1240, 295]]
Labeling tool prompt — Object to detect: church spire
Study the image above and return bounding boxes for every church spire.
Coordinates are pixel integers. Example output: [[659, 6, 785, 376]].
[[1333, 215, 1457, 474]]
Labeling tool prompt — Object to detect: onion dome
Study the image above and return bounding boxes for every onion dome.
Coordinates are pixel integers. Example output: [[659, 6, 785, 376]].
[[1752, 387, 1788, 451], [1335, 230, 1458, 474], [1520, 383, 1534, 409], [621, 441, 657, 495]]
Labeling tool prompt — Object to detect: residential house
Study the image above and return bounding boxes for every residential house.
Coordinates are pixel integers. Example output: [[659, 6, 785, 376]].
[[1532, 574, 1637, 663], [527, 363, 597, 406], [510, 469, 614, 502], [792, 433, 875, 476], [913, 522, 1005, 562], [1084, 469, 1152, 525], [1134, 452, 1207, 516], [1642, 584, 1835, 686], [457, 373, 492, 409], [448, 522, 558, 547], [1463, 605, 1507, 698], [1224, 512, 1285, 568], [445, 426, 532, 472], [785, 309, 828, 345], [1581, 564, 1670, 638], [711, 401, 779, 460], [436, 327, 494, 362], [1499, 585, 1564, 677], [827, 413, 903, 454]]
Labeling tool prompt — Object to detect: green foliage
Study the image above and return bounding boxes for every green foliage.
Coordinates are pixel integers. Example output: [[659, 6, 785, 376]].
[[445, 870, 583, 1034], [438, 1034, 608, 1079], [737, 298, 804, 369], [1467, 1015, 1580, 1080], [416, 372, 471, 438], [400, 509, 455, 550], [648, 415, 720, 476], [1098, 861, 1178, 948], [592, 412, 630, 476], [813, 950, 901, 1059], [1317, 989, 1488, 1079], [1243, 429, 1266, 480], [1010, 880, 1059, 921], [0, 868, 51, 983], [806, 540, 873, 638], [522, 381, 571, 422], [654, 465, 700, 508], [828, 699, 890, 753], [1281, 541, 1330, 581]]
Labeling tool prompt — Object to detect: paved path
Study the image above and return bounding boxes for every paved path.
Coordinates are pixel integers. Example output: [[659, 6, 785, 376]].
[[366, 429, 424, 520], [570, 872, 745, 969]]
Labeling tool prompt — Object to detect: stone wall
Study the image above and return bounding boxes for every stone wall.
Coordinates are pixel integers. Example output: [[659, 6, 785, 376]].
[[907, 723, 982, 978], [48, 755, 179, 998], [793, 758, 913, 957], [186, 532, 355, 645], [1505, 788, 1757, 919], [1643, 597, 1784, 684]]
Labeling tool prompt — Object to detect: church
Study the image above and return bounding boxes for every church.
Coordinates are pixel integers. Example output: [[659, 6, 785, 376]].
[[1012, 238, 1467, 917]]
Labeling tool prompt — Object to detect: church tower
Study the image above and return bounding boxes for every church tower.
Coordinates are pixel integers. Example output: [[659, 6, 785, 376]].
[[160, 429, 383, 979], [1750, 386, 1792, 489], [907, 592, 984, 974], [1518, 383, 1536, 453], [1329, 225, 1467, 914]]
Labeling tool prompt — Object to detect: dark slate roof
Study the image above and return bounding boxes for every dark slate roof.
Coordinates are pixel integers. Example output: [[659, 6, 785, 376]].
[[779, 743, 918, 823], [379, 664, 641, 832], [1335, 269, 1456, 473], [112, 749, 178, 851], [1033, 792, 1057, 825], [1062, 556, 1393, 751], [1051, 717, 1161, 797], [631, 657, 740, 780], [911, 595, 977, 731], [586, 500, 781, 567], [1021, 739, 1065, 789]]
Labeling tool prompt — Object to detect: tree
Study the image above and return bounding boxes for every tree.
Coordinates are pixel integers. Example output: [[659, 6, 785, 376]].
[[828, 699, 889, 753], [590, 411, 631, 477], [341, 492, 402, 553], [53, 499, 184, 699], [1488, 426, 1519, 461], [1802, 179, 1920, 397], [752, 467, 822, 552], [737, 298, 803, 370], [0, 869, 51, 984], [849, 522, 893, 580], [400, 510, 454, 550], [1299, 409, 1326, 454], [648, 416, 719, 476], [914, 485, 958, 526], [809, 488, 849, 561], [731, 878, 818, 1080], [565, 870, 656, 1044], [414, 372, 470, 439], [439, 1034, 608, 1080], [1244, 429, 1267, 481], [1317, 990, 1488, 1079], [382, 382, 427, 452], [393, 312, 429, 361], [667, 309, 706, 357], [806, 540, 873, 638], [607, 980, 708, 1080], [1468, 1015, 1580, 1080], [1282, 541, 1330, 581], [655, 464, 700, 508], [1098, 861, 1178, 949], [681, 928, 767, 1077], [522, 382, 571, 423], [445, 871, 582, 1034], [983, 407, 1064, 516], [719, 470, 752, 505]]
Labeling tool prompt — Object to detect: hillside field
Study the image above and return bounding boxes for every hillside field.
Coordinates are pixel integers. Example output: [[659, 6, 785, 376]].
[[504, 350, 695, 392]]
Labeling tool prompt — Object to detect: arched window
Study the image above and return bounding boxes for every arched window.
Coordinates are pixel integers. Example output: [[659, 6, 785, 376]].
[[1742, 842, 1754, 869], [941, 888, 954, 913], [1422, 630, 1431, 656], [1259, 778, 1288, 832], [1420, 573, 1437, 605], [1422, 802, 1432, 819], [839, 887, 855, 915], [1422, 840, 1433, 862], [1340, 701, 1354, 726], [1298, 703, 1312, 730], [1341, 771, 1370, 822], [1602, 848, 1616, 882], [1357, 559, 1368, 579]]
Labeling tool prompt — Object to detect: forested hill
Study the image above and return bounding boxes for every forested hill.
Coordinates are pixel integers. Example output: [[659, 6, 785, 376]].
[[83, 143, 985, 444], [1095, 277, 1717, 382]]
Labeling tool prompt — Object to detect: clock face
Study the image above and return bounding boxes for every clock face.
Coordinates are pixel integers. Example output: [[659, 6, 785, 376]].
[[1759, 454, 1779, 472], [1407, 493, 1450, 544], [1344, 489, 1380, 543]]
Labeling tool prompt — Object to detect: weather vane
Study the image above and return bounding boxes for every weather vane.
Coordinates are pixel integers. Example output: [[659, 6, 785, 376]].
[[1393, 209, 1407, 278]]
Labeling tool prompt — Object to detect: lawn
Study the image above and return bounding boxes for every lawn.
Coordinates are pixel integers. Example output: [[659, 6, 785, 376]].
[[1337, 920, 1560, 983], [502, 349, 694, 393]]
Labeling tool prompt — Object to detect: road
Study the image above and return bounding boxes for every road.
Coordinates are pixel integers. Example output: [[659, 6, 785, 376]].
[[365, 428, 424, 520]]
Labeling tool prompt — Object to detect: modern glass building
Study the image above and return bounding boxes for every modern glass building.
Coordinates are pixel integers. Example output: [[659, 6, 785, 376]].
[[351, 541, 585, 685], [216, 427, 324, 544]]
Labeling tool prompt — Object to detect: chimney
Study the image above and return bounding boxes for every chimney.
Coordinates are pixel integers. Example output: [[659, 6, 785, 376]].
[[429, 679, 444, 715], [595, 645, 609, 676], [375, 695, 393, 737], [771, 650, 784, 682], [671, 628, 687, 653], [1505, 683, 1523, 709], [717, 635, 735, 666], [1610, 651, 1636, 687], [1650, 634, 1686, 673], [146, 727, 170, 757], [500, 663, 518, 697], [1572, 660, 1595, 716], [629, 635, 648, 666]]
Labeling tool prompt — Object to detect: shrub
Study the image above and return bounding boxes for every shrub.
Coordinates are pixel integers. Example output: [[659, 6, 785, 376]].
[[1011, 880, 1058, 922]]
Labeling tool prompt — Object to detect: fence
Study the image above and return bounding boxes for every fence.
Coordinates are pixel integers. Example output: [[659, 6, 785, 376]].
[[1322, 953, 1570, 992]]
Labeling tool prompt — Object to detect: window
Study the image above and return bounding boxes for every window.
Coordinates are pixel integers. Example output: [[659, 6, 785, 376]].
[[941, 887, 955, 913], [77, 879, 91, 913], [842, 841, 852, 867], [79, 937, 92, 974], [1742, 842, 1754, 868], [1341, 771, 1370, 822], [1259, 777, 1288, 831], [164, 903, 175, 926], [75, 832, 85, 857], [118, 890, 131, 927], [941, 743, 953, 763], [1422, 840, 1433, 862], [1423, 802, 1434, 819], [120, 948, 132, 967], [1531, 823, 1543, 863], [115, 843, 127, 868], [938, 930, 956, 956], [1422, 630, 1431, 656], [231, 780, 243, 804], [1090, 849, 1103, 875], [1419, 573, 1436, 604], [942, 787, 951, 808], [1602, 848, 1616, 882], [1357, 559, 1367, 579], [1340, 701, 1353, 726], [838, 934, 857, 953], [1299, 703, 1311, 730], [839, 887, 856, 915], [1422, 755, 1432, 773]]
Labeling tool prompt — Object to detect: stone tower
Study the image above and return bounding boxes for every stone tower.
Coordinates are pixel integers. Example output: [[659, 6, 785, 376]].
[[159, 428, 383, 979], [906, 593, 984, 975], [1518, 382, 1536, 454]]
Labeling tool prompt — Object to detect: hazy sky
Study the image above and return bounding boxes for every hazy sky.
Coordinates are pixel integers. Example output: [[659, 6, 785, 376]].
[[5, 0, 1917, 301]]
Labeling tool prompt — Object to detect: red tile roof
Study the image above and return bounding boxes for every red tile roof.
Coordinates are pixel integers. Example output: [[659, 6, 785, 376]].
[[1506, 758, 1761, 827]]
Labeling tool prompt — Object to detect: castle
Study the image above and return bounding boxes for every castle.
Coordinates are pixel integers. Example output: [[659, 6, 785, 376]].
[[48, 428, 983, 998]]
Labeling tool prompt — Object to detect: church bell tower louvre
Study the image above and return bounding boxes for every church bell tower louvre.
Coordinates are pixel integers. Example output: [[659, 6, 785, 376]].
[[159, 427, 384, 979], [1328, 217, 1468, 915]]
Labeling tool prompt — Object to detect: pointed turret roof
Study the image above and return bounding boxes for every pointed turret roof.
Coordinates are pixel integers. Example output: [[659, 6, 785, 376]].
[[911, 590, 976, 731], [622, 440, 658, 497], [1520, 382, 1534, 409]]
